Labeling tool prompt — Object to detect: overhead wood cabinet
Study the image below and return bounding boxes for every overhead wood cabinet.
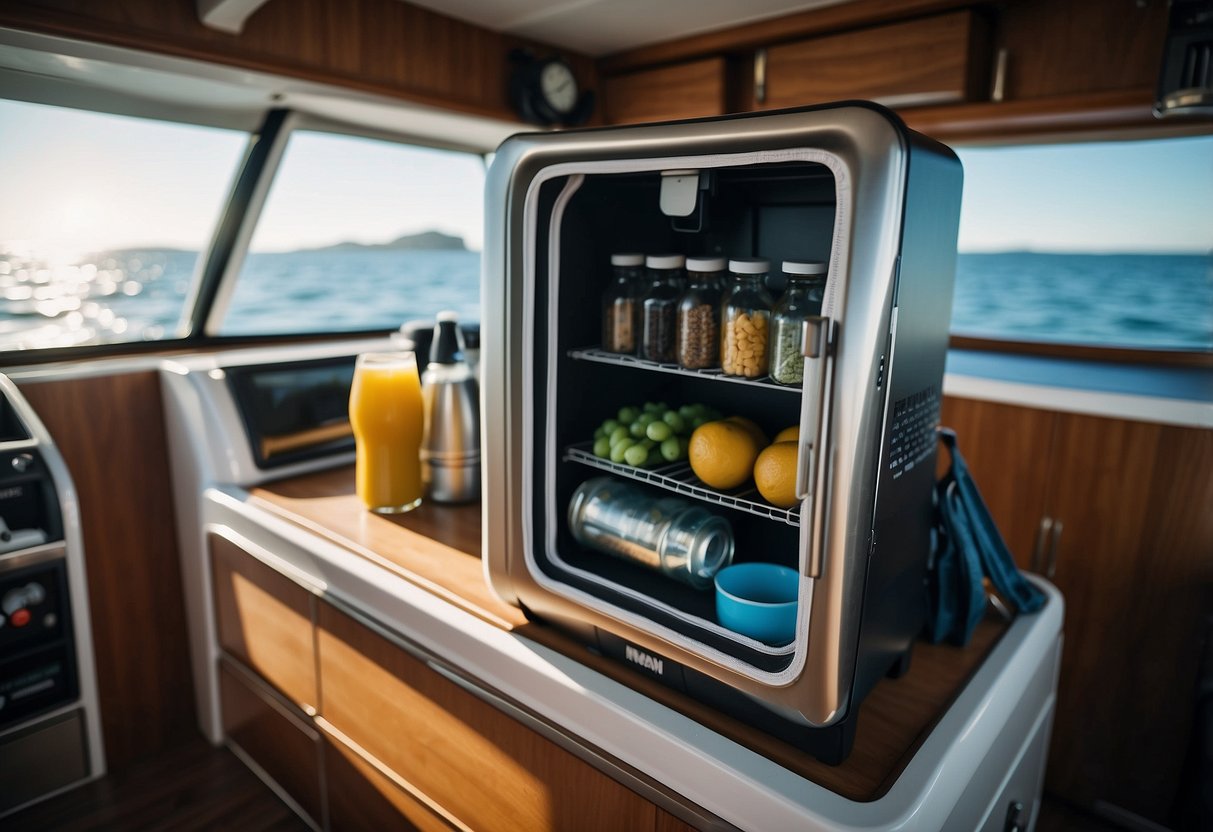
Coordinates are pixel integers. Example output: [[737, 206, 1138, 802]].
[[756, 10, 991, 111], [601, 57, 727, 124], [939, 396, 1213, 825]]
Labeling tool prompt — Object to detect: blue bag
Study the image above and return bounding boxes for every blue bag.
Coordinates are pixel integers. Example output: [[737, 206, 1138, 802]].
[[927, 428, 1046, 645]]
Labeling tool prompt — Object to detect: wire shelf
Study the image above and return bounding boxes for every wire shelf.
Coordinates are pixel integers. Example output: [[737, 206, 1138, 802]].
[[563, 441, 801, 527], [567, 347, 801, 392]]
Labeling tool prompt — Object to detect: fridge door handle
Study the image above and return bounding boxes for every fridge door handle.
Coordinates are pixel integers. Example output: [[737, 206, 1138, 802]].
[[797, 316, 837, 579]]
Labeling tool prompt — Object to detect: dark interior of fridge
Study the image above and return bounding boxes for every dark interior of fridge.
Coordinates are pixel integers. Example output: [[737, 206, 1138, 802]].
[[527, 162, 840, 672]]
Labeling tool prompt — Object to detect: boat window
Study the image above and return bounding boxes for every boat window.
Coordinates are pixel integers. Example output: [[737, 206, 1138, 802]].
[[216, 130, 484, 336], [0, 99, 247, 351], [952, 136, 1213, 351]]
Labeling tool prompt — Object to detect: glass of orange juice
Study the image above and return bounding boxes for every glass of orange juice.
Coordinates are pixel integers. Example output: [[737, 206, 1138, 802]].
[[348, 351, 425, 514]]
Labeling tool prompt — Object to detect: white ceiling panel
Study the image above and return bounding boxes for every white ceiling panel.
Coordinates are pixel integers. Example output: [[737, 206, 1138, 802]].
[[403, 0, 849, 56]]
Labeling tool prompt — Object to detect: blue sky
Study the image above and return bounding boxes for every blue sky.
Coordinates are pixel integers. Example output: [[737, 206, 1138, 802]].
[[955, 137, 1213, 254], [2, 98, 1211, 259]]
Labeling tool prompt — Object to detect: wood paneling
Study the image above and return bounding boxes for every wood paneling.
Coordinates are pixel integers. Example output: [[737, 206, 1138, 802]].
[[759, 11, 989, 110], [938, 396, 1213, 823], [322, 722, 459, 832], [1041, 415, 1213, 822], [938, 397, 1057, 568], [211, 533, 318, 711], [254, 465, 1011, 802], [602, 58, 727, 125], [0, 0, 596, 122], [997, 0, 1167, 101], [654, 809, 698, 832], [219, 660, 323, 826], [317, 602, 659, 832], [599, 0, 977, 74], [16, 371, 195, 771]]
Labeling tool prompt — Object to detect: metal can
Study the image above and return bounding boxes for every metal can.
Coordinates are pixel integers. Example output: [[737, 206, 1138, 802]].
[[567, 477, 734, 589]]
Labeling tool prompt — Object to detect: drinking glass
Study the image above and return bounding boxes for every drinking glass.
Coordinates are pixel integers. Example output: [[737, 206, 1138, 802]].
[[348, 351, 425, 513]]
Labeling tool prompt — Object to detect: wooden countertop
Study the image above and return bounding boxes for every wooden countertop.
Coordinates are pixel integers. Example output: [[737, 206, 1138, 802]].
[[250, 465, 1008, 803]]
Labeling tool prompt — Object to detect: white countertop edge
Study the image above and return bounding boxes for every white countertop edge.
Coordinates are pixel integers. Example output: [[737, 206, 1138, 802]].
[[204, 486, 1064, 831], [943, 372, 1213, 429]]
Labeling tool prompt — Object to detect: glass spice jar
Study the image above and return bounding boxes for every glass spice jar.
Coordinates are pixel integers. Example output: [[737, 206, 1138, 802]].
[[720, 258, 774, 378], [601, 252, 645, 354], [770, 260, 827, 386], [676, 256, 725, 369], [639, 254, 685, 363]]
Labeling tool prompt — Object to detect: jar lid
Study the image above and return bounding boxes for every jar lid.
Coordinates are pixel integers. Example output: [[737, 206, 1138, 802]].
[[782, 260, 827, 276], [611, 253, 645, 267], [646, 254, 686, 269], [686, 256, 726, 272], [728, 257, 770, 274]]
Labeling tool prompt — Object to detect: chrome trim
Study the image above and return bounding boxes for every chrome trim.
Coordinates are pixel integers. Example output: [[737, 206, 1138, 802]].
[[0, 541, 65, 573], [1031, 516, 1053, 574], [754, 48, 768, 105]]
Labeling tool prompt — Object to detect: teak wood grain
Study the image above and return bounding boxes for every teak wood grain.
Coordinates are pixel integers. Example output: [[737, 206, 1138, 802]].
[[211, 533, 319, 712], [757, 11, 989, 111], [602, 58, 727, 125], [937, 397, 1213, 824], [321, 722, 459, 832], [219, 659, 324, 826], [0, 0, 596, 123], [317, 602, 659, 832], [251, 464, 1010, 802], [16, 371, 195, 771]]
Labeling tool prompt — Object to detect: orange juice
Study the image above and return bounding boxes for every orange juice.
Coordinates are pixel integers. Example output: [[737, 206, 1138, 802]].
[[349, 352, 425, 513]]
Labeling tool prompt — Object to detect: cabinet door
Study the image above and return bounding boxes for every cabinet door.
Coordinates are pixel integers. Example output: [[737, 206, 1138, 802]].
[[1041, 415, 1213, 823], [317, 602, 658, 832], [211, 533, 318, 712], [322, 723, 457, 832], [938, 396, 1057, 568], [760, 11, 989, 110], [219, 660, 323, 827], [602, 57, 726, 124]]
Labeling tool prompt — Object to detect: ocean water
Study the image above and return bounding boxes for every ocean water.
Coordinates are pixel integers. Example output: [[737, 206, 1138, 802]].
[[0, 249, 1209, 351]]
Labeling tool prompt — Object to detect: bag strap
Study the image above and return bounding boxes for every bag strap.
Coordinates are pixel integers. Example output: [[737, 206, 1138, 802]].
[[938, 429, 1046, 614]]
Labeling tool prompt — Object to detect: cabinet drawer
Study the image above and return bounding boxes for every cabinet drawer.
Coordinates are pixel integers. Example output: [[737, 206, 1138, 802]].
[[762, 10, 989, 109], [211, 533, 318, 712], [317, 603, 657, 831], [322, 720, 459, 832], [219, 659, 323, 827], [603, 57, 726, 124]]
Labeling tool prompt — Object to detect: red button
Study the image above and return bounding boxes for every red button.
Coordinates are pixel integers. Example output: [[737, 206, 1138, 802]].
[[10, 609, 30, 627]]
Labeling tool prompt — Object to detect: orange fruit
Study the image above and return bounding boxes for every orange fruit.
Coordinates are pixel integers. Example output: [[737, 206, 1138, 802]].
[[725, 415, 768, 448], [754, 441, 800, 508], [774, 425, 799, 444], [689, 420, 761, 489]]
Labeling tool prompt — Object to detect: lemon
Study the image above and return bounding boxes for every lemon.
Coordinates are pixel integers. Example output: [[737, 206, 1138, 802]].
[[725, 415, 768, 448], [754, 441, 800, 508], [774, 425, 800, 443], [689, 421, 760, 489]]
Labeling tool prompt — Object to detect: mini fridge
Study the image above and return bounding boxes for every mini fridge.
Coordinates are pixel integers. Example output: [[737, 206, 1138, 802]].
[[482, 102, 963, 763]]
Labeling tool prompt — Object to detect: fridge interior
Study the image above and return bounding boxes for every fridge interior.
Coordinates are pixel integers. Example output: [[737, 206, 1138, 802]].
[[530, 160, 840, 672]]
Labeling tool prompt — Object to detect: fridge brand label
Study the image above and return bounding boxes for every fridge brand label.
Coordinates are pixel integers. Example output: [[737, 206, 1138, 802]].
[[888, 384, 940, 479], [625, 645, 665, 676]]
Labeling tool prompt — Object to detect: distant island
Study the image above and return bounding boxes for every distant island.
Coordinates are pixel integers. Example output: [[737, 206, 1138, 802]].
[[298, 230, 467, 253]]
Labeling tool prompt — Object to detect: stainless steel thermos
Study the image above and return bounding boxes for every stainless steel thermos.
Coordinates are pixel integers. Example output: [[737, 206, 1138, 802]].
[[421, 312, 480, 503]]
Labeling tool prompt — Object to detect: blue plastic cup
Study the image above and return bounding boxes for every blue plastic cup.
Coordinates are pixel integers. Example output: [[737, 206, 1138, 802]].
[[714, 563, 799, 645]]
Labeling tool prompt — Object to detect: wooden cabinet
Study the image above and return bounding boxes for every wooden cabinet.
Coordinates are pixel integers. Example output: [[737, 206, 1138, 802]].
[[316, 602, 659, 832], [209, 535, 686, 830], [218, 660, 324, 827], [758, 10, 990, 111], [602, 57, 727, 124], [211, 533, 318, 713], [939, 396, 1213, 824]]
